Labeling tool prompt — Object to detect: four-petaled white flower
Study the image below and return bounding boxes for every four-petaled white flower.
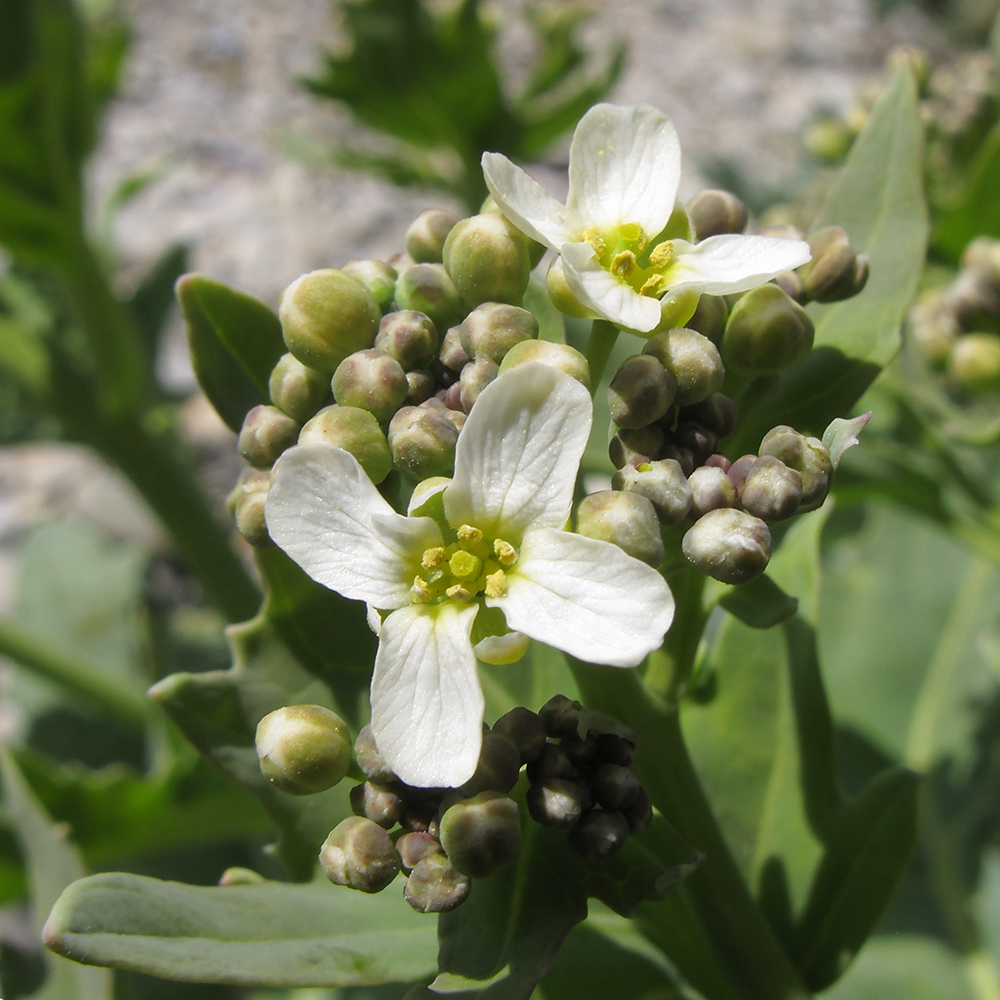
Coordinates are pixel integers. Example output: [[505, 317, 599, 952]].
[[266, 365, 675, 789], [482, 103, 812, 334]]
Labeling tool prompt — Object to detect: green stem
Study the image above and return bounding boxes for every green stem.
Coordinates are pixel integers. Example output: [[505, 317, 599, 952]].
[[645, 566, 708, 700], [0, 617, 151, 731], [585, 320, 620, 391]]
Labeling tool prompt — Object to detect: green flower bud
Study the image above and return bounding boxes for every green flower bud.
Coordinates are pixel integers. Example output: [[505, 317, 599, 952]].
[[355, 723, 396, 784], [943, 270, 999, 332], [395, 263, 465, 332], [526, 742, 577, 782], [238, 405, 299, 468], [907, 290, 959, 367], [804, 117, 856, 163], [592, 763, 641, 810], [269, 352, 330, 422], [218, 867, 264, 886], [612, 459, 692, 525], [388, 406, 459, 479], [642, 328, 725, 406], [740, 456, 802, 522], [374, 310, 439, 371], [443, 214, 531, 306], [319, 816, 400, 893], [459, 356, 499, 412], [255, 704, 351, 795], [609, 426, 665, 469], [462, 731, 522, 796], [498, 339, 591, 389], [342, 259, 398, 314], [799, 226, 869, 303], [546, 256, 594, 319], [949, 333, 1000, 394], [608, 354, 677, 429], [299, 405, 392, 484], [439, 325, 471, 372], [621, 787, 653, 834], [279, 269, 382, 375], [539, 694, 582, 740], [681, 393, 738, 440], [759, 425, 832, 512], [568, 809, 630, 861], [682, 508, 772, 585], [331, 349, 408, 425], [350, 781, 404, 829], [722, 284, 814, 375], [576, 491, 665, 567], [404, 854, 471, 913], [688, 189, 748, 240], [397, 830, 443, 873], [492, 707, 547, 764], [459, 302, 538, 363], [405, 370, 435, 405], [228, 466, 273, 548], [686, 293, 729, 344], [774, 269, 806, 303], [526, 778, 587, 829], [439, 792, 521, 878], [687, 466, 738, 519], [406, 209, 459, 264]]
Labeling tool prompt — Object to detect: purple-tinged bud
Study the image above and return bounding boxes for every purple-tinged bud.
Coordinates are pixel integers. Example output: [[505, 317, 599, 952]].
[[949, 333, 1000, 394], [526, 778, 588, 829], [228, 466, 273, 548], [439, 792, 521, 878], [608, 355, 677, 429], [642, 329, 725, 406], [686, 293, 729, 344], [739, 456, 803, 521], [397, 831, 442, 873], [722, 285, 814, 375], [319, 817, 400, 892], [459, 356, 499, 412], [439, 325, 471, 372], [799, 226, 869, 303], [374, 310, 439, 371], [609, 426, 665, 469], [576, 491, 665, 566], [239, 405, 299, 468], [350, 781, 404, 829], [498, 340, 591, 389], [405, 369, 435, 405], [526, 742, 577, 782], [727, 454, 758, 493], [332, 349, 408, 425], [538, 695, 583, 740], [688, 189, 748, 240], [404, 854, 471, 913], [759, 425, 832, 512], [342, 259, 398, 314], [662, 444, 696, 477], [687, 466, 738, 519], [592, 764, 641, 810], [773, 269, 806, 303], [255, 705, 351, 795], [673, 422, 718, 465], [388, 406, 459, 479], [621, 787, 653, 834], [406, 209, 459, 264], [443, 380, 464, 412], [299, 405, 392, 484], [568, 809, 630, 861], [443, 214, 531, 307], [596, 733, 636, 767], [395, 263, 464, 332], [268, 353, 330, 422], [612, 459, 692, 525], [462, 731, 522, 796], [705, 453, 731, 472], [354, 724, 396, 785], [492, 707, 547, 764], [459, 302, 538, 363], [681, 393, 738, 440], [682, 508, 772, 585]]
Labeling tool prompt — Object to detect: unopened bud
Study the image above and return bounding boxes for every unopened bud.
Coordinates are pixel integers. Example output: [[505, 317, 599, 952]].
[[642, 329, 725, 406], [759, 425, 832, 511], [460, 302, 538, 363], [943, 270, 999, 332], [462, 731, 522, 796], [682, 508, 772, 585], [228, 466, 272, 548], [681, 393, 738, 440], [576, 490, 665, 566], [492, 707, 546, 764], [949, 333, 1000, 394], [332, 349, 408, 425], [395, 263, 464, 332], [726, 454, 758, 493], [319, 816, 400, 893], [342, 259, 398, 314], [404, 854, 471, 913], [592, 764, 641, 810], [354, 724, 396, 784], [568, 809, 630, 861], [688, 189, 748, 240], [406, 209, 459, 264], [621, 787, 653, 834], [460, 356, 499, 412], [350, 781, 404, 829], [299, 405, 392, 484], [218, 867, 264, 886], [374, 310, 439, 371], [238, 405, 299, 468], [673, 421, 718, 465], [405, 370, 435, 405], [438, 325, 471, 372], [907, 290, 959, 367], [279, 269, 381, 375], [609, 426, 664, 469], [538, 695, 583, 740], [738, 456, 802, 521], [269, 353, 330, 422], [388, 406, 459, 479], [800, 226, 869, 303], [498, 340, 591, 389], [612, 459, 692, 525], [443, 214, 532, 306], [773, 269, 806, 303], [687, 466, 738, 519], [439, 792, 521, 878], [961, 237, 1000, 287], [722, 285, 814, 375], [546, 256, 595, 319], [686, 293, 729, 344], [255, 705, 351, 795], [397, 831, 443, 872], [608, 354, 677, 429], [526, 778, 587, 829], [596, 733, 636, 767]]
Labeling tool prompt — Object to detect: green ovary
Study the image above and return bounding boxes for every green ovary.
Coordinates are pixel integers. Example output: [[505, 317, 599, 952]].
[[583, 223, 680, 299], [411, 526, 518, 606]]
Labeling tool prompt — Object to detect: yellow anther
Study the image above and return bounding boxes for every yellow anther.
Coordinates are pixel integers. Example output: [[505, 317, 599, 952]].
[[485, 569, 508, 599], [446, 583, 476, 602], [637, 462, 653, 472], [421, 546, 447, 571], [611, 251, 636, 278], [449, 549, 482, 582], [493, 539, 518, 566], [640, 274, 667, 298], [583, 227, 607, 257], [457, 524, 483, 546], [411, 576, 434, 603], [648, 240, 675, 270]]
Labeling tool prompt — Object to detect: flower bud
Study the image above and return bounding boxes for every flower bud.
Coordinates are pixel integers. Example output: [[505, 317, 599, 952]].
[[592, 764, 641, 810], [342, 259, 398, 313], [799, 226, 869, 303], [492, 707, 547, 764], [576, 491, 665, 566], [395, 263, 464, 332], [279, 269, 382, 375], [962, 237, 1000, 287], [681, 393, 738, 440], [459, 302, 538, 363], [621, 787, 653, 834], [388, 406, 459, 479], [949, 333, 1000, 394], [738, 456, 802, 521], [682, 508, 772, 585], [907, 290, 959, 367], [332, 349, 408, 425], [238, 405, 300, 468], [443, 381, 463, 411], [439, 792, 521, 878], [460, 356, 499, 412], [350, 781, 404, 829], [404, 854, 471, 913], [526, 778, 587, 829], [759, 425, 832, 512], [686, 293, 729, 344], [228, 466, 273, 548], [443, 214, 532, 307], [526, 742, 577, 782], [299, 405, 392, 484], [608, 355, 677, 429], [406, 209, 459, 264], [596, 733, 636, 767], [397, 831, 443, 872], [609, 426, 664, 469], [218, 867, 264, 886], [438, 325, 470, 372], [319, 816, 400, 892], [546, 256, 596, 319], [568, 809, 630, 861], [374, 310, 439, 371], [498, 340, 591, 389], [404, 370, 434, 405], [687, 466, 738, 519], [673, 421, 718, 465], [612, 459, 692, 525], [268, 353, 331, 422], [688, 189, 748, 240], [538, 695, 583, 740], [562, 732, 598, 771], [462, 731, 522, 796], [255, 705, 351, 795], [722, 285, 814, 375], [642, 329, 725, 406], [774, 269, 806, 303], [354, 724, 396, 784], [726, 454, 758, 493]]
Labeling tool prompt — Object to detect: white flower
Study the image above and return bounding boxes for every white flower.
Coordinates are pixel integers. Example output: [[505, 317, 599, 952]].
[[482, 103, 812, 334], [266, 365, 675, 788]]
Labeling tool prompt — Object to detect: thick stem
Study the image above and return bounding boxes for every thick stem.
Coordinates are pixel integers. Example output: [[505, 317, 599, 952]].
[[585, 319, 620, 392]]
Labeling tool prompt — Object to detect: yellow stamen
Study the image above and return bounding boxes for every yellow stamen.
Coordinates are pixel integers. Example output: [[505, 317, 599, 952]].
[[421, 546, 447, 571], [611, 250, 636, 278], [648, 240, 675, 270], [485, 569, 508, 599], [583, 227, 607, 257], [412, 576, 434, 603], [446, 583, 476, 602], [637, 462, 653, 472], [493, 539, 517, 566], [457, 524, 483, 546]]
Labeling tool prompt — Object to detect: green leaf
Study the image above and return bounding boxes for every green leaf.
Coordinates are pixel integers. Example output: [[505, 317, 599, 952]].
[[713, 573, 799, 630], [43, 872, 437, 987], [729, 63, 927, 452], [176, 273, 285, 432], [1, 752, 113, 1000], [126, 244, 188, 372]]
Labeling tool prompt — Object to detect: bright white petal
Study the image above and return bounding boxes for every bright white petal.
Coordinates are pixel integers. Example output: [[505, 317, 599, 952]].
[[493, 527, 674, 667], [266, 444, 442, 609], [669, 235, 812, 295], [482, 152, 578, 249], [567, 103, 681, 237], [370, 603, 482, 788], [560, 242, 662, 333], [444, 364, 592, 539]]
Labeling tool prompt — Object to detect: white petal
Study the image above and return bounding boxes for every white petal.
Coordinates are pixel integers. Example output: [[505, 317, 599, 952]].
[[669, 235, 812, 296], [493, 527, 674, 667], [566, 103, 681, 237], [444, 364, 592, 539], [370, 603, 482, 788], [482, 152, 578, 249], [266, 444, 442, 609], [560, 242, 662, 333]]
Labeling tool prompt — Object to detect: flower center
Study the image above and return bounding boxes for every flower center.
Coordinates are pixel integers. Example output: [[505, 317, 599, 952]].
[[411, 524, 518, 605], [583, 223, 680, 300]]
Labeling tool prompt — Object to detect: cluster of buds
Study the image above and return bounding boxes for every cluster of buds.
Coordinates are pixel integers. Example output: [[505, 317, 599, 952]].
[[908, 236, 1000, 395], [227, 206, 590, 548]]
